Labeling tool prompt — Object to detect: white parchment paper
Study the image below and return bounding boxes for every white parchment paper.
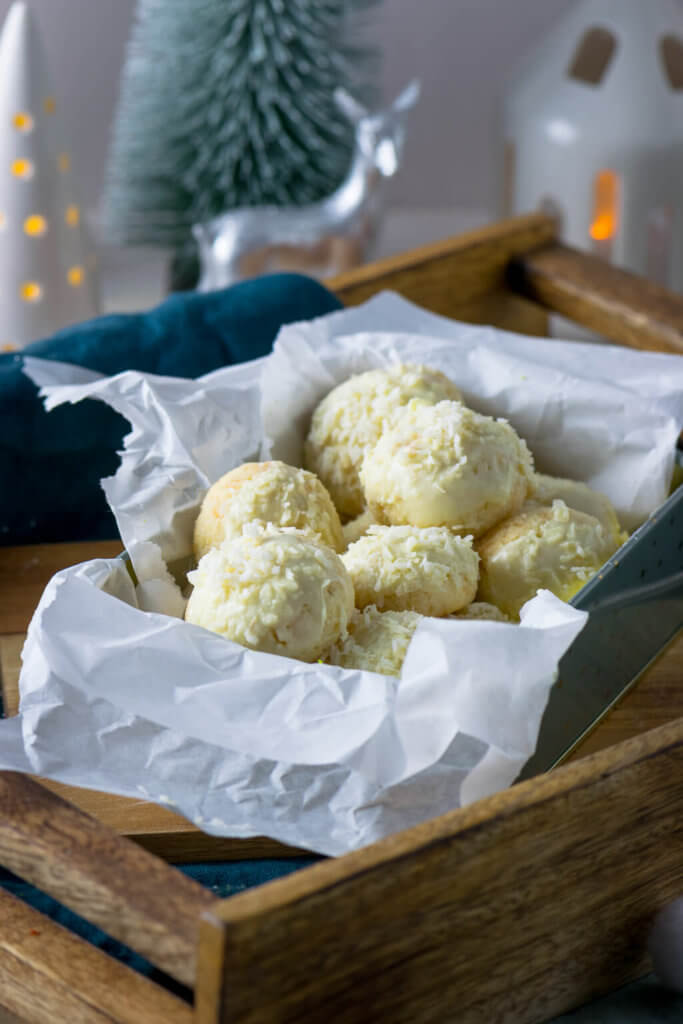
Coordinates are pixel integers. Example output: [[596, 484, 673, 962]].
[[2, 292, 681, 856]]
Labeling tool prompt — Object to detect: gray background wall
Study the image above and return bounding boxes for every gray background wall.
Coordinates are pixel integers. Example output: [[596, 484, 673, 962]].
[[0, 0, 578, 218]]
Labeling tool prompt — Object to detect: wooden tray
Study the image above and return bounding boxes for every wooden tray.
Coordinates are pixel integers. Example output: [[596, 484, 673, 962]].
[[0, 212, 681, 1023]]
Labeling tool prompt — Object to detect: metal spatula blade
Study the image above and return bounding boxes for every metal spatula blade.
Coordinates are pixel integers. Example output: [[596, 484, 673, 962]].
[[517, 486, 683, 782]]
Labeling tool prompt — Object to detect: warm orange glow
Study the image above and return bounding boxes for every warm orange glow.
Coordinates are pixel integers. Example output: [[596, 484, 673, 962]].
[[11, 158, 34, 179], [67, 265, 84, 287], [590, 170, 619, 242], [65, 204, 80, 227], [12, 111, 33, 132], [590, 213, 615, 241], [24, 214, 47, 237], [43, 96, 56, 114], [20, 281, 42, 302], [58, 152, 70, 173]]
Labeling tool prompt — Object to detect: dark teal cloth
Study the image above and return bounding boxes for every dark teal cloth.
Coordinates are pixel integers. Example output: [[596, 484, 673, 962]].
[[1, 274, 342, 546]]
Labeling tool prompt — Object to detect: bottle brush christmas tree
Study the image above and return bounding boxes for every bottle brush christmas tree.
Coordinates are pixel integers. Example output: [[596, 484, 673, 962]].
[[103, 0, 382, 288]]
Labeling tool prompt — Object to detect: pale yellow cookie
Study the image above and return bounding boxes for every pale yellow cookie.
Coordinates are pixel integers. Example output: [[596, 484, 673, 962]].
[[185, 526, 354, 662], [326, 605, 421, 677], [193, 460, 344, 561], [451, 602, 510, 623], [342, 525, 479, 616], [476, 500, 619, 619], [525, 473, 627, 547], [361, 400, 534, 537], [304, 364, 462, 518]]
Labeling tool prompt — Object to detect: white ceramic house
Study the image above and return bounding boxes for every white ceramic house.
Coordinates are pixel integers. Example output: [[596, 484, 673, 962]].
[[0, 2, 98, 350], [504, 0, 683, 290]]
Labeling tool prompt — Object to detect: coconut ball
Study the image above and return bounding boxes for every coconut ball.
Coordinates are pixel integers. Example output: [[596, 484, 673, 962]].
[[451, 602, 510, 623], [185, 526, 354, 662], [326, 605, 421, 677], [193, 460, 344, 561], [361, 400, 534, 537], [342, 525, 479, 616], [525, 473, 628, 548], [476, 499, 619, 619], [304, 364, 462, 519]]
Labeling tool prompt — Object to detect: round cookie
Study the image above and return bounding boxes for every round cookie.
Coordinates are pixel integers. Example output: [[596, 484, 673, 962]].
[[304, 364, 462, 519], [342, 525, 479, 616], [451, 602, 510, 623], [193, 460, 344, 561], [525, 473, 627, 548], [185, 526, 354, 662], [476, 499, 619, 619], [326, 605, 421, 678], [361, 400, 534, 537]]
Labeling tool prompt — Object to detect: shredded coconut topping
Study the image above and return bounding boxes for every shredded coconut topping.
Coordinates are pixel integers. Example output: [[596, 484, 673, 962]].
[[326, 605, 421, 677], [186, 526, 354, 662], [361, 400, 534, 536], [193, 460, 344, 560], [304, 364, 462, 518], [525, 472, 627, 547], [476, 500, 620, 619], [342, 525, 479, 616]]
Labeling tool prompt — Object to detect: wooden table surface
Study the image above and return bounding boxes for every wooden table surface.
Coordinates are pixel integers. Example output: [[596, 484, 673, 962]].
[[1, 539, 681, 864]]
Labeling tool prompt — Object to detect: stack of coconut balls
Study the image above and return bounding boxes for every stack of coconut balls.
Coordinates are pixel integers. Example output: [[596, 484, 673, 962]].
[[185, 364, 627, 677]]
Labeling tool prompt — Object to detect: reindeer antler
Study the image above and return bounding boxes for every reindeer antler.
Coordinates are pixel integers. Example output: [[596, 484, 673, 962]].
[[333, 88, 369, 124], [393, 80, 421, 112]]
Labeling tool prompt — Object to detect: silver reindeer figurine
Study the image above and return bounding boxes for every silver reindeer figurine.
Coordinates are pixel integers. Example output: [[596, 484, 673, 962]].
[[193, 81, 420, 291]]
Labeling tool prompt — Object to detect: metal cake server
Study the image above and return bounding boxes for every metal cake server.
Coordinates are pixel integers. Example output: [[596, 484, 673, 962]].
[[518, 483, 683, 781]]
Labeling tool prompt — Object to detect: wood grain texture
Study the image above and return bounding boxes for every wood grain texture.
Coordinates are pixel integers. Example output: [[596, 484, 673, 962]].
[[438, 287, 548, 337], [326, 211, 557, 316], [0, 888, 192, 1024], [0, 1008, 24, 1024], [199, 719, 683, 1024], [0, 541, 122, 636], [0, 772, 214, 987], [0, 1008, 23, 1024], [511, 243, 683, 353], [0, 634, 22, 716], [195, 910, 228, 1024]]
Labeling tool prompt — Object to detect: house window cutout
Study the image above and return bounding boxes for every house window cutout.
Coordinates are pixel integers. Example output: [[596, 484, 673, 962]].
[[568, 27, 617, 85], [660, 35, 683, 90]]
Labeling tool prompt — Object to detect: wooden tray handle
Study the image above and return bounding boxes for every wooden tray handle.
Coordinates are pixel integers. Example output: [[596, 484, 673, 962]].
[[510, 242, 683, 354], [0, 886, 192, 1024], [0, 771, 213, 989]]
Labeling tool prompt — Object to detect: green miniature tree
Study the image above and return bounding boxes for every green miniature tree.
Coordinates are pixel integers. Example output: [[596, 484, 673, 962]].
[[103, 0, 381, 287]]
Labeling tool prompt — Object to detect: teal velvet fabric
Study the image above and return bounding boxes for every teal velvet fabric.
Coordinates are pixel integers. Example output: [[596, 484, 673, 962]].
[[0, 273, 342, 546]]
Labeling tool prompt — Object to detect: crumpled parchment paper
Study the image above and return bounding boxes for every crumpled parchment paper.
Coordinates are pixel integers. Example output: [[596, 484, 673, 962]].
[[2, 292, 680, 856]]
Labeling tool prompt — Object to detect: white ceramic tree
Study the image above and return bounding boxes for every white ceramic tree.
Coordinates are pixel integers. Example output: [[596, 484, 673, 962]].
[[0, 2, 98, 351]]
